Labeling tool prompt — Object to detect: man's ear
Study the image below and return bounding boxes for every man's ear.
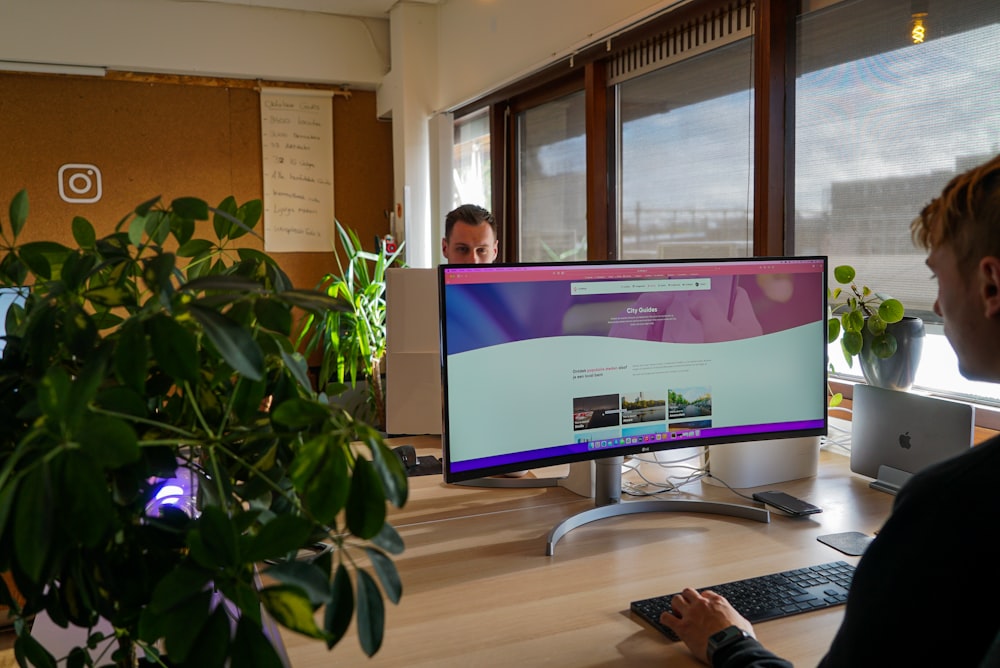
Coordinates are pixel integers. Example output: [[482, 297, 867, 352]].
[[980, 256, 1000, 318], [441, 238, 449, 261]]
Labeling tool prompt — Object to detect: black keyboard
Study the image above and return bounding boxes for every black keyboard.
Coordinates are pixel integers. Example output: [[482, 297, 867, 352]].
[[631, 560, 854, 641]]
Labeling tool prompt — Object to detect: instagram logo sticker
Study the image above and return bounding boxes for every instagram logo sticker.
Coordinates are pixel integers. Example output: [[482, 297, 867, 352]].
[[58, 163, 103, 203]]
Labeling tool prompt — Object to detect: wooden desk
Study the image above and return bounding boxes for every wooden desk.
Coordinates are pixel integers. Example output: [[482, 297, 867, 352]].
[[281, 439, 894, 667]]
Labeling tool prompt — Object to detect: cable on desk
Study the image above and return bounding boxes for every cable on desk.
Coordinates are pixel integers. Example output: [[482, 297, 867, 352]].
[[621, 449, 711, 497], [823, 407, 853, 456]]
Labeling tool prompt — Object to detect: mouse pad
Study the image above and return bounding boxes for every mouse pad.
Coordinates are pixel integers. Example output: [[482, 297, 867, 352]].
[[817, 531, 873, 556]]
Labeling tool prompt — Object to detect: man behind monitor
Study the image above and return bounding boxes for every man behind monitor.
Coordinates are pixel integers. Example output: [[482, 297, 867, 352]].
[[658, 153, 1000, 667], [442, 204, 531, 479], [442, 204, 498, 264]]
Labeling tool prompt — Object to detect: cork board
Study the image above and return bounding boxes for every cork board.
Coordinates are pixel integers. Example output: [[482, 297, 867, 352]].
[[0, 71, 393, 292]]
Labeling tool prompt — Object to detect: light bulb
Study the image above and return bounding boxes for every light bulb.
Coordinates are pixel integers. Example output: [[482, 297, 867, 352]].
[[911, 13, 928, 44]]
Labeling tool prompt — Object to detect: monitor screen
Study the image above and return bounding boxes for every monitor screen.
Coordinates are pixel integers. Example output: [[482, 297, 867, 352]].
[[439, 257, 828, 484]]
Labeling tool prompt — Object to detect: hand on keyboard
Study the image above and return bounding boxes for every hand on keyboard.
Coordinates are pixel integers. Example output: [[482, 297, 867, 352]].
[[657, 588, 756, 664], [631, 561, 855, 652]]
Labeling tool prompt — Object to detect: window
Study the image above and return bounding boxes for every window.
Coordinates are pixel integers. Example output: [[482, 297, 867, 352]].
[[616, 38, 754, 261], [516, 90, 587, 262], [452, 107, 492, 212], [796, 0, 1000, 401]]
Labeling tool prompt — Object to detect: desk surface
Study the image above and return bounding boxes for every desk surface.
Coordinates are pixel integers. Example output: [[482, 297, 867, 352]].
[[281, 439, 894, 667]]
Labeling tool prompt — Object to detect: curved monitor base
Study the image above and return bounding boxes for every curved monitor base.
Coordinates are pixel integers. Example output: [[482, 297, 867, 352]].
[[545, 455, 770, 556]]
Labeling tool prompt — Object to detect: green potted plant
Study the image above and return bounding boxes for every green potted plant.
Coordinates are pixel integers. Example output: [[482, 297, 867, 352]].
[[827, 264, 924, 402], [0, 191, 408, 667], [296, 221, 405, 432]]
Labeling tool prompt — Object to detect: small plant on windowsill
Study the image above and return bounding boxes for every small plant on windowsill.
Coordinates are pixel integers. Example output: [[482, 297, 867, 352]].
[[827, 264, 907, 406]]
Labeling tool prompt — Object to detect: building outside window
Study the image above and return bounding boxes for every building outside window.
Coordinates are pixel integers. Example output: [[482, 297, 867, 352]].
[[516, 90, 587, 262], [615, 33, 754, 262], [794, 0, 1000, 403]]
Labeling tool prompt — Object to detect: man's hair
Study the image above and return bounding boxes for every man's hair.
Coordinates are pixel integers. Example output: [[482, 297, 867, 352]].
[[912, 153, 1000, 270], [445, 204, 496, 240]]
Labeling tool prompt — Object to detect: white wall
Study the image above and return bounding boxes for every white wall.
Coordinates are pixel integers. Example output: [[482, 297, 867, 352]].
[[0, 0, 390, 86], [433, 0, 684, 111]]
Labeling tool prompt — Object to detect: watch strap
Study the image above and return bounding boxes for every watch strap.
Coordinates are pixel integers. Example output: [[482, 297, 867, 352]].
[[706, 625, 751, 664]]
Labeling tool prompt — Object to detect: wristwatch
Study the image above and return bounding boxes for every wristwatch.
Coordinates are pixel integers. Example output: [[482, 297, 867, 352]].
[[706, 625, 752, 663]]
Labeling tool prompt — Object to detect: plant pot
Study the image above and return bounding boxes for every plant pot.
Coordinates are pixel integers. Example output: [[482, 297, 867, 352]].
[[859, 316, 925, 391]]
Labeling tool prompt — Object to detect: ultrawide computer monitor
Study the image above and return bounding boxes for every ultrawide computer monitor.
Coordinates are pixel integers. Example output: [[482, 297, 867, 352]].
[[439, 257, 828, 553]]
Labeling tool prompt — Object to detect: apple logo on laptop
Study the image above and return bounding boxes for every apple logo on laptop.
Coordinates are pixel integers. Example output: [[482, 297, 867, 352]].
[[898, 431, 912, 449]]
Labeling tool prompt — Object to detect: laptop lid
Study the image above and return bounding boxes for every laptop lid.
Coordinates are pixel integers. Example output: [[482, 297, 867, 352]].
[[850, 384, 974, 493]]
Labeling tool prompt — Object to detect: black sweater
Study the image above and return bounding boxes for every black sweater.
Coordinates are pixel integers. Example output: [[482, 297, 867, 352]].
[[714, 434, 1000, 668]]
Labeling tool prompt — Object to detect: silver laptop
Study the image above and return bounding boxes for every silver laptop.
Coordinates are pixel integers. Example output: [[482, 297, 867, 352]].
[[850, 384, 974, 494]]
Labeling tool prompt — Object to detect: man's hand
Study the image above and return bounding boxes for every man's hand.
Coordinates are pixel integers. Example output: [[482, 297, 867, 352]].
[[658, 588, 756, 664]]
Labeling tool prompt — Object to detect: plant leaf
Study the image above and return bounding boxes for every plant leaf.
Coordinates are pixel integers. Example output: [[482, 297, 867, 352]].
[[134, 195, 162, 216], [842, 309, 864, 333], [188, 304, 265, 381], [325, 564, 354, 648], [263, 560, 331, 607], [242, 514, 315, 563], [355, 569, 385, 656], [8, 189, 29, 238], [185, 606, 232, 667], [188, 506, 241, 570], [161, 590, 213, 663], [871, 332, 898, 359], [176, 238, 215, 258], [278, 288, 352, 314], [14, 633, 57, 668], [281, 350, 314, 394], [147, 314, 200, 383], [171, 197, 210, 220], [365, 547, 402, 604], [289, 436, 349, 524], [258, 585, 325, 639], [71, 216, 96, 248], [231, 615, 285, 668], [272, 398, 331, 430], [833, 265, 855, 284], [114, 319, 148, 392], [878, 298, 905, 323], [346, 457, 386, 540], [841, 330, 863, 357], [367, 436, 408, 508], [148, 566, 212, 614], [78, 415, 141, 468], [371, 522, 405, 555], [254, 298, 292, 335], [827, 317, 841, 344], [14, 464, 53, 583], [184, 275, 266, 293]]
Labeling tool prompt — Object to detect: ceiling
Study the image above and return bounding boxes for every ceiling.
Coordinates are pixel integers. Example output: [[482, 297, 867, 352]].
[[183, 0, 440, 19]]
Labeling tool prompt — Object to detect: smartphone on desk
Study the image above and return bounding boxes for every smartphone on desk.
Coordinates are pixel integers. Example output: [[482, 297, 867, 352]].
[[752, 490, 822, 516]]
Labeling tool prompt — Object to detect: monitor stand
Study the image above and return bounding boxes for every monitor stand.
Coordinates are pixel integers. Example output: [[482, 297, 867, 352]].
[[544, 456, 770, 556], [869, 464, 908, 495]]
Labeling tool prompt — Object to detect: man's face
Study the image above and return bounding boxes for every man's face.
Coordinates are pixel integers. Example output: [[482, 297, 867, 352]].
[[927, 243, 993, 381], [442, 221, 498, 264]]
